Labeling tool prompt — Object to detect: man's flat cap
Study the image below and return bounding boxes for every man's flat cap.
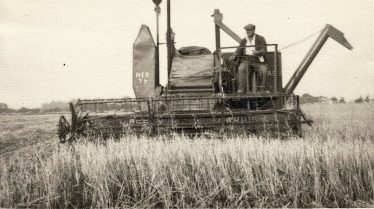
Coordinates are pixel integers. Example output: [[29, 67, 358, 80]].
[[244, 24, 256, 30]]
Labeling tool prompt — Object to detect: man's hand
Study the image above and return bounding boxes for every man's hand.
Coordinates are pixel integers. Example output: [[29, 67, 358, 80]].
[[229, 55, 236, 61], [253, 50, 261, 55]]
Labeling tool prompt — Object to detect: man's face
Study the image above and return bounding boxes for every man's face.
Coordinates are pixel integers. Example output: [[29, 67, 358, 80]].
[[246, 29, 255, 38]]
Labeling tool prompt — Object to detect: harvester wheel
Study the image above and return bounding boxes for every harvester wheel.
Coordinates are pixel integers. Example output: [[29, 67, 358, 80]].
[[291, 113, 302, 137], [58, 116, 72, 143]]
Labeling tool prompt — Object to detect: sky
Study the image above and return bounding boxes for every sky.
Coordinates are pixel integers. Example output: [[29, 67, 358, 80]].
[[0, 0, 373, 108]]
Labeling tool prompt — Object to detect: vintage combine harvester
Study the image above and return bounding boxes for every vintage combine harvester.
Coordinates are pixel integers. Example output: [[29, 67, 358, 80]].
[[57, 0, 352, 143]]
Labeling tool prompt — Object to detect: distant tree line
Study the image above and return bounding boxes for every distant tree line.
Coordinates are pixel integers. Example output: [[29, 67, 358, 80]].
[[0, 101, 69, 114], [354, 95, 371, 103], [330, 97, 346, 103], [300, 94, 372, 104], [300, 94, 346, 104]]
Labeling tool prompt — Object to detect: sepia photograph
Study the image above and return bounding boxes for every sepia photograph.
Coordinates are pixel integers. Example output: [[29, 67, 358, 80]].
[[0, 0, 373, 208]]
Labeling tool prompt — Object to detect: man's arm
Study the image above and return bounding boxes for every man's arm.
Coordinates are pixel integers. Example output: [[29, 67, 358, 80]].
[[231, 38, 247, 60], [253, 35, 267, 56]]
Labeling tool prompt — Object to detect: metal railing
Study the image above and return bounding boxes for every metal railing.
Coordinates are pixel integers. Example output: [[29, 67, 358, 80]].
[[215, 44, 280, 93], [76, 93, 295, 116]]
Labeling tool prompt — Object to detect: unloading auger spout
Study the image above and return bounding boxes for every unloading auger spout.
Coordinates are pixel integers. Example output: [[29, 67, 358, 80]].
[[284, 24, 353, 95]]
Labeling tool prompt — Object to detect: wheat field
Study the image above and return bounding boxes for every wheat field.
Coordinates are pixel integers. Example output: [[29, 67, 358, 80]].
[[0, 103, 373, 208]]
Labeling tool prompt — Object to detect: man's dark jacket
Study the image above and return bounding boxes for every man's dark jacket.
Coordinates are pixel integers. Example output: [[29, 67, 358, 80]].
[[233, 34, 267, 57]]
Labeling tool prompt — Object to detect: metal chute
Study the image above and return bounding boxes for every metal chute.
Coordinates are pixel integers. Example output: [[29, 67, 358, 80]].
[[284, 24, 353, 95]]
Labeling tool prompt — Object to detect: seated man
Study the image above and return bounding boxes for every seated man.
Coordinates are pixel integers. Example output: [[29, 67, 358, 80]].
[[230, 24, 268, 93]]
